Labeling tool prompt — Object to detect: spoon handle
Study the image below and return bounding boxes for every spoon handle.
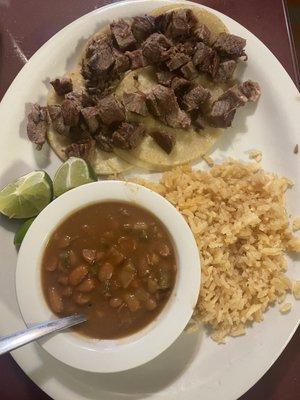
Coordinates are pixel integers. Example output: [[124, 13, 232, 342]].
[[0, 314, 86, 356]]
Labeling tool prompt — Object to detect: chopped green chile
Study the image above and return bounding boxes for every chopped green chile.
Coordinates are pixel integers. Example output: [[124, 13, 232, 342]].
[[41, 201, 176, 339]]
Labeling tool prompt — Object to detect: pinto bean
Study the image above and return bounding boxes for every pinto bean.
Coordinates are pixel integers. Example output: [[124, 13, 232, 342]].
[[61, 286, 73, 297], [48, 287, 63, 313], [46, 259, 58, 272], [123, 293, 140, 312], [74, 292, 91, 305], [69, 265, 88, 286], [77, 278, 96, 292], [109, 297, 123, 308], [145, 297, 157, 311], [58, 234, 71, 249], [82, 249, 97, 264], [58, 275, 69, 286]]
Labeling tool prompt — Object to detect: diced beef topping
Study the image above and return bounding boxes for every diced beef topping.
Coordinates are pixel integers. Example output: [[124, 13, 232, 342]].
[[218, 85, 248, 108], [131, 15, 156, 42], [123, 91, 148, 116], [87, 39, 115, 73], [214, 60, 237, 82], [81, 107, 100, 133], [156, 70, 176, 86], [158, 9, 197, 39], [192, 42, 220, 77], [61, 99, 80, 127], [48, 105, 68, 135], [146, 84, 191, 129], [166, 52, 190, 71], [194, 24, 211, 44], [239, 80, 261, 102], [95, 133, 114, 152], [209, 83, 256, 128], [65, 90, 92, 108], [150, 130, 176, 154], [98, 94, 125, 125], [110, 19, 136, 50], [171, 77, 190, 95], [213, 33, 246, 58], [126, 49, 148, 69], [142, 33, 172, 64], [180, 61, 198, 80], [27, 104, 49, 149], [65, 139, 95, 159], [112, 122, 146, 150], [113, 49, 131, 73], [50, 77, 73, 96], [182, 85, 211, 111]]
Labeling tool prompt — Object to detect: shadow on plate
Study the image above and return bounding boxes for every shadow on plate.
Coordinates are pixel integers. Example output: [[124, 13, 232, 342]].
[[31, 329, 203, 399]]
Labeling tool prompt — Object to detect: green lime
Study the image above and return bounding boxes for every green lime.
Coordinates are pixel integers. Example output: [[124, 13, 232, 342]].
[[14, 217, 35, 247], [0, 171, 53, 219], [53, 157, 97, 197]]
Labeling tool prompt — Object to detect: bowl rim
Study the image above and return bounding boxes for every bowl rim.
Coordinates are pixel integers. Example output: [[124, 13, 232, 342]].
[[16, 180, 201, 373]]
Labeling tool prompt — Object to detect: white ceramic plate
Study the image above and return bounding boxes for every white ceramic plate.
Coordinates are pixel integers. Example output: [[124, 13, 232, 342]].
[[0, 1, 299, 399]]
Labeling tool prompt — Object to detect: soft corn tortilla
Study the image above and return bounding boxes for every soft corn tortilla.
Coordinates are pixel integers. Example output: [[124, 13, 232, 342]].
[[47, 67, 132, 175], [112, 5, 229, 171]]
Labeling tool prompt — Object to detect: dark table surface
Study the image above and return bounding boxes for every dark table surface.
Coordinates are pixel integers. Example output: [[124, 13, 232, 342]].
[[0, 1, 299, 399]]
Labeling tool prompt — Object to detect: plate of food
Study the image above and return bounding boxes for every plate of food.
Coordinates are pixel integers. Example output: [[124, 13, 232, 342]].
[[0, 0, 299, 399]]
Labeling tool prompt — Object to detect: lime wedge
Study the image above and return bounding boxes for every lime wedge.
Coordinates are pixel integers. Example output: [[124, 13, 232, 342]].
[[53, 157, 97, 197], [14, 217, 35, 247], [0, 171, 53, 219]]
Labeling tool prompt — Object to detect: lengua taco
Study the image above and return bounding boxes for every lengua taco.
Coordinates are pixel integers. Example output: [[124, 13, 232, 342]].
[[27, 4, 260, 174]]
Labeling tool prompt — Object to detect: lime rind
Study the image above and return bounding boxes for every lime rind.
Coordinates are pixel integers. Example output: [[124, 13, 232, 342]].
[[53, 157, 97, 197], [14, 217, 35, 247]]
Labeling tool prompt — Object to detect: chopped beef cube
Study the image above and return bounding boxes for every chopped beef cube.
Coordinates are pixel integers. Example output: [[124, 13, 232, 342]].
[[180, 41, 195, 56], [199, 48, 220, 78], [194, 24, 211, 44], [155, 12, 172, 33], [214, 60, 237, 82], [131, 15, 156, 42], [48, 105, 68, 135], [113, 48, 131, 73], [209, 101, 236, 128], [182, 85, 211, 111], [161, 9, 197, 39], [146, 84, 191, 129], [171, 77, 190, 94], [142, 33, 172, 64], [156, 70, 176, 86], [126, 49, 148, 69], [88, 39, 115, 72], [180, 61, 198, 79], [112, 123, 145, 150], [65, 90, 92, 108], [193, 42, 210, 66], [208, 85, 247, 128], [81, 107, 99, 133], [110, 19, 136, 50], [65, 139, 95, 159], [166, 52, 190, 71], [27, 104, 49, 149], [98, 94, 125, 125], [218, 85, 248, 108], [193, 113, 206, 130], [239, 80, 261, 102], [150, 130, 176, 154], [95, 133, 113, 152], [213, 33, 246, 58], [123, 91, 148, 116], [61, 99, 80, 127], [50, 77, 73, 96]]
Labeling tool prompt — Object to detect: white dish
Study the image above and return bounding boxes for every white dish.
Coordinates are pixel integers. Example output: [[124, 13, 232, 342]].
[[16, 181, 200, 373], [0, 0, 299, 399]]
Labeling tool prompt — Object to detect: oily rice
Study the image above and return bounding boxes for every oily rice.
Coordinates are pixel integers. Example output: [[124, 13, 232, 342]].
[[133, 160, 300, 342]]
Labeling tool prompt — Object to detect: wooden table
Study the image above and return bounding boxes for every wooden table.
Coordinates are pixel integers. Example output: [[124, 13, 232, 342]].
[[0, 1, 299, 399]]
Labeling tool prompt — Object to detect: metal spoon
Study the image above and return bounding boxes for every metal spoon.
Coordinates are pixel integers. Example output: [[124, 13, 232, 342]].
[[0, 314, 87, 356]]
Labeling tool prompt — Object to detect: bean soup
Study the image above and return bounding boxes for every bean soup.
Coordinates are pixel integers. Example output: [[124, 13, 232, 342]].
[[41, 201, 176, 339]]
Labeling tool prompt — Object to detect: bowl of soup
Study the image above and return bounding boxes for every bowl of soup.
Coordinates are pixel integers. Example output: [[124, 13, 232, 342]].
[[16, 181, 200, 372]]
